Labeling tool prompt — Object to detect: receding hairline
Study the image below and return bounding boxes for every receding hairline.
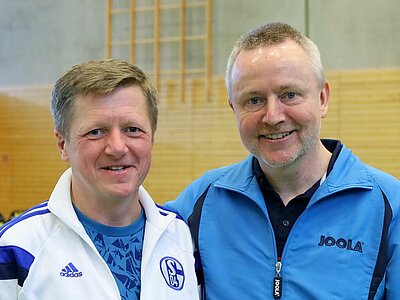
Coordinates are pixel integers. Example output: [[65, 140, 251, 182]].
[[225, 22, 325, 98]]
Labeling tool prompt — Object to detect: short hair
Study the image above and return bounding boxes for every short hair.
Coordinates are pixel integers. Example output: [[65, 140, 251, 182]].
[[225, 22, 325, 99], [50, 59, 158, 140]]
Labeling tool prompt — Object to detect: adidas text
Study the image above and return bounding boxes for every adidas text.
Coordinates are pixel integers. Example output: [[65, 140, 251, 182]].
[[60, 271, 83, 277], [318, 235, 363, 253]]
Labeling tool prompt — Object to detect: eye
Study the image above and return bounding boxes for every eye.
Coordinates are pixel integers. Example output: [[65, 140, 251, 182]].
[[125, 127, 142, 136], [248, 97, 263, 105], [281, 91, 299, 101], [86, 128, 105, 138], [127, 127, 139, 133], [244, 97, 266, 111]]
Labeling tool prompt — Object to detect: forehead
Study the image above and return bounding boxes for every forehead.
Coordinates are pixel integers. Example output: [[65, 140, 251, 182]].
[[234, 40, 308, 72], [75, 85, 145, 107], [231, 41, 315, 90], [71, 86, 149, 122]]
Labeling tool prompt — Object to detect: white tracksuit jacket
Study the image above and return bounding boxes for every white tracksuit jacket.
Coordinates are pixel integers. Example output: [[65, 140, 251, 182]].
[[0, 168, 199, 300]]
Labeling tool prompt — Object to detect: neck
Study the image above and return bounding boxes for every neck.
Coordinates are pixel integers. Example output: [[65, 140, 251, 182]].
[[259, 142, 331, 206], [71, 189, 142, 227]]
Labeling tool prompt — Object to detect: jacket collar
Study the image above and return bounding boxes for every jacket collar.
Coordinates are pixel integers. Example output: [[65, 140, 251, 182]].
[[48, 168, 173, 238], [48, 168, 92, 243], [213, 140, 373, 206], [322, 142, 373, 192], [214, 156, 266, 212], [139, 185, 175, 229]]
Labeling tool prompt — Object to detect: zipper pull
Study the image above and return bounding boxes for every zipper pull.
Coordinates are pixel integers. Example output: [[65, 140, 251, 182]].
[[273, 259, 282, 299]]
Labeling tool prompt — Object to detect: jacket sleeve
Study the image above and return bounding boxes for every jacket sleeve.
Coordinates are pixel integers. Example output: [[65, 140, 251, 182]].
[[0, 278, 19, 300], [164, 185, 201, 223], [386, 213, 400, 299], [0, 244, 21, 299], [164, 166, 229, 222], [378, 170, 400, 299], [0, 223, 35, 300], [164, 176, 216, 223]]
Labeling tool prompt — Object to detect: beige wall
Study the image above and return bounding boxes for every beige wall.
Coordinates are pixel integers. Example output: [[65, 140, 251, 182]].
[[1, 69, 399, 219]]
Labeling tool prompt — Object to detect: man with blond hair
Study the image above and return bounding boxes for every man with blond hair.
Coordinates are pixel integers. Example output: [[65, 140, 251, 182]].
[[0, 59, 199, 300]]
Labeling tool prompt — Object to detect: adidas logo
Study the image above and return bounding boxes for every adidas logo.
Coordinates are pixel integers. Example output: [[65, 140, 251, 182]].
[[60, 262, 83, 277]]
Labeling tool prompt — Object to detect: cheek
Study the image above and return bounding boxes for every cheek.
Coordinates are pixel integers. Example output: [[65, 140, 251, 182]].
[[139, 147, 153, 172], [69, 143, 99, 165], [289, 102, 318, 120], [131, 140, 153, 159], [237, 113, 258, 134], [141, 145, 153, 159], [303, 107, 322, 123]]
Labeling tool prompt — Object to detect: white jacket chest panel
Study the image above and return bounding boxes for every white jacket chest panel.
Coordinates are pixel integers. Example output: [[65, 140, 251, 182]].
[[20, 226, 119, 300]]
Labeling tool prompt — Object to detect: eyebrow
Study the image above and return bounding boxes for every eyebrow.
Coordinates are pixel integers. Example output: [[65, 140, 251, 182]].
[[278, 82, 303, 90]]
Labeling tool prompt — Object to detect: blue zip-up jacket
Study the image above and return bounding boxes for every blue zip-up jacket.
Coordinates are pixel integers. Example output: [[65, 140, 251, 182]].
[[165, 140, 400, 299]]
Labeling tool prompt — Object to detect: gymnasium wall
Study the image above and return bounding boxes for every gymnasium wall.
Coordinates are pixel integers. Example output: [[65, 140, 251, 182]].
[[1, 0, 400, 86], [1, 69, 399, 219]]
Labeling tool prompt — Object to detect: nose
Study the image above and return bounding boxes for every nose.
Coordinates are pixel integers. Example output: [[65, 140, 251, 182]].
[[261, 98, 286, 126], [104, 130, 128, 158]]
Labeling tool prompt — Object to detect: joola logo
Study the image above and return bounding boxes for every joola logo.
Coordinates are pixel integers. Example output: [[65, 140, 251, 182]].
[[318, 235, 363, 253], [160, 256, 185, 290]]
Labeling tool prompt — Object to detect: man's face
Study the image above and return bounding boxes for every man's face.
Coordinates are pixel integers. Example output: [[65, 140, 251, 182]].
[[56, 85, 153, 204], [229, 40, 329, 170]]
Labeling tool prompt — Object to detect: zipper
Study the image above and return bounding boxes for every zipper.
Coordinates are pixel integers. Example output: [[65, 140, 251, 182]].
[[273, 258, 282, 299]]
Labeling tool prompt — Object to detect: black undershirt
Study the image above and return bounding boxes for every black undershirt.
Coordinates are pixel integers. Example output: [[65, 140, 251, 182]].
[[253, 139, 342, 258]]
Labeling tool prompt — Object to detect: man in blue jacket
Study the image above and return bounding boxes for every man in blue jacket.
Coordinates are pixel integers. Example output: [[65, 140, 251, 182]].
[[166, 22, 400, 299]]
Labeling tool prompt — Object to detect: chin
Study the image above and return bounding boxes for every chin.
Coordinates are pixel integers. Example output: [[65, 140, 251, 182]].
[[258, 153, 300, 168], [105, 187, 137, 200]]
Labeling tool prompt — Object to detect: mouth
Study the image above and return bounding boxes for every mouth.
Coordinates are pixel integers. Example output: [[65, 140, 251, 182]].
[[260, 130, 295, 140], [102, 166, 131, 172]]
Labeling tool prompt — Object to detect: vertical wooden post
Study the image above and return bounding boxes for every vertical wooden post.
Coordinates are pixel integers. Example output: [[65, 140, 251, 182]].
[[180, 0, 186, 102], [304, 0, 310, 37], [154, 0, 161, 91], [205, 0, 212, 101], [106, 0, 112, 59], [130, 0, 136, 63]]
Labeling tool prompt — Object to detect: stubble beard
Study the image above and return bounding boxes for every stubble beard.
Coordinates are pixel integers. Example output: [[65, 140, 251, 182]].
[[248, 130, 319, 169]]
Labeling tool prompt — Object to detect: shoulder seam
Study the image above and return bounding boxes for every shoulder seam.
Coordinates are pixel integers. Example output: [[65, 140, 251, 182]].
[[0, 201, 50, 238], [156, 204, 184, 220]]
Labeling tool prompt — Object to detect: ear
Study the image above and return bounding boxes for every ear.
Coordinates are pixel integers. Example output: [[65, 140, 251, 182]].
[[228, 98, 235, 112], [319, 81, 330, 118], [54, 129, 69, 162]]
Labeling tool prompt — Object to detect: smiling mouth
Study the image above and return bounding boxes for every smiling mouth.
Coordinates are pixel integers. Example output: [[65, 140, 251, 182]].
[[261, 130, 295, 140], [103, 166, 130, 171]]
